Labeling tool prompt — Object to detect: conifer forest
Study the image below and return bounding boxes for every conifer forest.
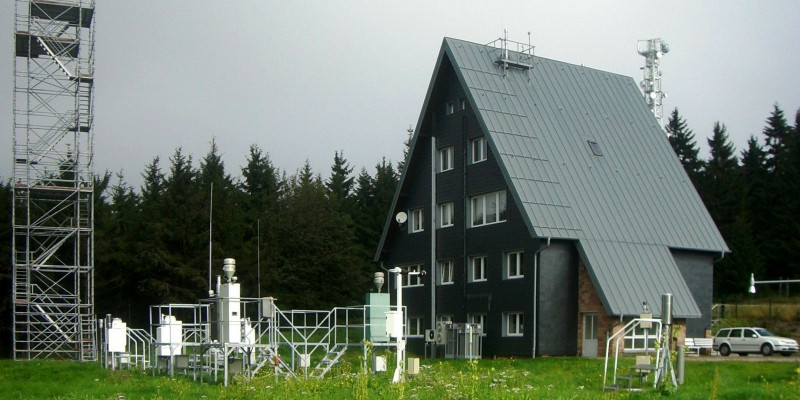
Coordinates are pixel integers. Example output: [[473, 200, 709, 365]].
[[1, 105, 799, 357]]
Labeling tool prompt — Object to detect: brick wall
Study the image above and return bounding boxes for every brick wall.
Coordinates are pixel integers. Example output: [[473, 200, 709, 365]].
[[577, 261, 618, 356], [577, 260, 689, 356]]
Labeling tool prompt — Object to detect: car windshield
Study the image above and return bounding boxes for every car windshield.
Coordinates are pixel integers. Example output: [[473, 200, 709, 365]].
[[755, 328, 774, 337]]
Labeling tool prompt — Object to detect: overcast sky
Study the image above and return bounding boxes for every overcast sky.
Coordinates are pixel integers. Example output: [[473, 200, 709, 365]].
[[2, 1, 799, 189]]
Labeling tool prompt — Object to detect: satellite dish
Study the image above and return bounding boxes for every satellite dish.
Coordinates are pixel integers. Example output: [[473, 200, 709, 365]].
[[661, 42, 670, 54], [395, 211, 408, 224]]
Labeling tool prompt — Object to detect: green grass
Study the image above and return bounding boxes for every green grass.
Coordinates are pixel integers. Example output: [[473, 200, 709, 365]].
[[0, 357, 797, 399]]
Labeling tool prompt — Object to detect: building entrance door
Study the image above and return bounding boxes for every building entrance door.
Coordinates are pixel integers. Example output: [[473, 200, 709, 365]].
[[582, 313, 598, 357]]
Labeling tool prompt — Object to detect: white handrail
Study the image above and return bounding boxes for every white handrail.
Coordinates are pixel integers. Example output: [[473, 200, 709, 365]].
[[603, 318, 662, 388]]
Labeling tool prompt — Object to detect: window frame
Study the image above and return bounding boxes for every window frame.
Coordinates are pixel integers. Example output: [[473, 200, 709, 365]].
[[438, 146, 454, 172], [404, 264, 424, 287], [446, 102, 455, 115], [459, 98, 467, 111], [505, 251, 524, 279], [468, 255, 487, 282], [469, 191, 507, 227], [437, 260, 454, 285], [504, 312, 524, 337], [407, 316, 424, 337], [470, 137, 487, 164], [437, 315, 453, 325], [468, 313, 487, 336], [437, 202, 454, 228], [409, 208, 424, 233]]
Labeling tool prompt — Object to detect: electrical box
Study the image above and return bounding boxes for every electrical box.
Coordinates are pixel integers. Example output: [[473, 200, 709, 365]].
[[299, 353, 311, 368], [374, 355, 387, 372], [261, 297, 276, 319], [408, 357, 420, 376], [640, 313, 652, 329], [366, 293, 390, 342], [219, 282, 242, 344], [156, 315, 183, 356], [107, 318, 127, 353], [385, 311, 403, 338]]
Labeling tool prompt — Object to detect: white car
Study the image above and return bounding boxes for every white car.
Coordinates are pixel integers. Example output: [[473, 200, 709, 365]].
[[713, 327, 799, 356]]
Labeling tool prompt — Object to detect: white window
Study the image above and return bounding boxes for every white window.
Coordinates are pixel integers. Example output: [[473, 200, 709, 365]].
[[446, 102, 455, 115], [471, 137, 487, 163], [437, 315, 453, 325], [438, 146, 454, 172], [438, 202, 454, 228], [504, 312, 524, 337], [468, 313, 487, 336], [468, 256, 487, 282], [438, 260, 454, 285], [460, 98, 467, 111], [505, 251, 524, 279], [410, 208, 424, 233], [405, 264, 424, 287], [407, 316, 423, 337], [469, 191, 507, 227], [623, 321, 658, 352]]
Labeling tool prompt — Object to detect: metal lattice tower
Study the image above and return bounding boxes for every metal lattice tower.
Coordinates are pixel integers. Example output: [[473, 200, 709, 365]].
[[637, 38, 669, 126], [12, 0, 96, 361]]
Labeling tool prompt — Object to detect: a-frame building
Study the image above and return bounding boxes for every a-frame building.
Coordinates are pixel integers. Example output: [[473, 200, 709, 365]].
[[375, 37, 728, 357]]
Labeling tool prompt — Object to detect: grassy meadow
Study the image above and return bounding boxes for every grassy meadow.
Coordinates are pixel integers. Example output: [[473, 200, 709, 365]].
[[0, 356, 798, 399]]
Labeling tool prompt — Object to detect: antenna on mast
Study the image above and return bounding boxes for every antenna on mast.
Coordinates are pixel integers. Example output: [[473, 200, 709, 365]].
[[637, 38, 670, 129]]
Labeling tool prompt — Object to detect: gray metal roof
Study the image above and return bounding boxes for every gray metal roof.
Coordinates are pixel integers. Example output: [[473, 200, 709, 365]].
[[578, 240, 700, 318], [376, 38, 728, 317], [445, 37, 727, 252]]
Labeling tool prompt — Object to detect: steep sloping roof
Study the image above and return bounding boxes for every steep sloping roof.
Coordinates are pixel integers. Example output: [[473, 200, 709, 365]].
[[377, 38, 728, 317]]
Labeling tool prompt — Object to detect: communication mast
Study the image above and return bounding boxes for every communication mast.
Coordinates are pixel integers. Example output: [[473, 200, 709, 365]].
[[12, 0, 97, 361], [637, 38, 669, 127]]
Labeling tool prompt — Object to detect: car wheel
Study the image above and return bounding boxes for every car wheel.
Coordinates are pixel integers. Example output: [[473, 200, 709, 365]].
[[719, 344, 730, 356], [761, 343, 773, 356]]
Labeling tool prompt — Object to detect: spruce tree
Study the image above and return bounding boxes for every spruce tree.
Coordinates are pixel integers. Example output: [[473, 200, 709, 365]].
[[326, 150, 355, 206], [666, 108, 704, 184], [702, 123, 745, 297]]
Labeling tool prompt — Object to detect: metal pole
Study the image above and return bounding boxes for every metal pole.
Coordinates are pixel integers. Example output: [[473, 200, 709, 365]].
[[430, 137, 437, 333], [209, 183, 213, 293]]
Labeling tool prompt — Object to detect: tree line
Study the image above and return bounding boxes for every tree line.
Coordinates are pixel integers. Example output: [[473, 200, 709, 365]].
[[1, 104, 799, 356], [667, 105, 800, 299], [0, 141, 401, 355]]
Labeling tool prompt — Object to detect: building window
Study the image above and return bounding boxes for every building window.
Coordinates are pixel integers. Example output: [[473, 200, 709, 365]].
[[438, 146, 454, 172], [468, 313, 487, 336], [404, 264, 424, 287], [407, 316, 423, 337], [469, 191, 507, 227], [437, 315, 453, 325], [438, 202, 454, 228], [460, 98, 467, 111], [446, 102, 455, 115], [471, 137, 487, 163], [504, 312, 524, 337], [410, 208, 424, 233], [468, 256, 487, 282], [623, 322, 658, 352], [438, 260, 454, 285], [505, 251, 524, 279]]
